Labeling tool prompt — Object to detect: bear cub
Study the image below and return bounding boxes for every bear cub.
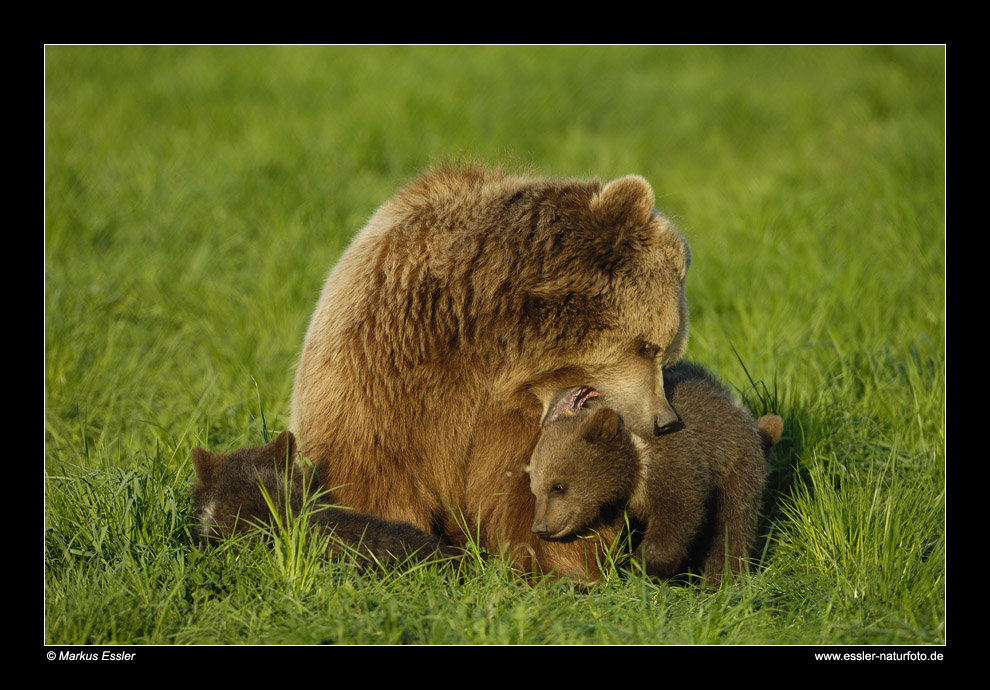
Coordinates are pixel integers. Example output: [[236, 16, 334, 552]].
[[190, 431, 459, 569], [529, 360, 782, 583]]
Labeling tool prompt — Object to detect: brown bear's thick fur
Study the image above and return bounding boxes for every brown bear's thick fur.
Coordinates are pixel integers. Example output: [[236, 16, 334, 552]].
[[291, 165, 691, 582], [190, 431, 459, 568], [529, 361, 782, 583]]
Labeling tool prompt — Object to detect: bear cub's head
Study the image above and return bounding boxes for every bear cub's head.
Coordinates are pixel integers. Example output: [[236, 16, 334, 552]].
[[190, 430, 316, 542], [529, 387, 640, 540]]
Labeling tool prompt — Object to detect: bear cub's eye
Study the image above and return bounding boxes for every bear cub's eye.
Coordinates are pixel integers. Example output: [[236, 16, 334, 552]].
[[551, 483, 566, 494]]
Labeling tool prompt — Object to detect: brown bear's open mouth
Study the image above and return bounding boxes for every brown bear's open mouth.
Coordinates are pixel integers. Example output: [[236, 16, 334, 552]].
[[543, 385, 600, 426]]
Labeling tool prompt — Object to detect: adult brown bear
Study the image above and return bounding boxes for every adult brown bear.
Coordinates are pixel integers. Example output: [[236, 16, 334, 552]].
[[291, 165, 690, 582]]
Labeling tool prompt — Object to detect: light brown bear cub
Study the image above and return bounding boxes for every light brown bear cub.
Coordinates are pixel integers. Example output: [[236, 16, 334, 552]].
[[191, 431, 459, 569], [530, 360, 782, 583]]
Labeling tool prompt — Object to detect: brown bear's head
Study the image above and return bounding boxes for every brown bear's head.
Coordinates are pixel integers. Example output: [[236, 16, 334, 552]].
[[525, 174, 691, 442], [529, 394, 640, 540]]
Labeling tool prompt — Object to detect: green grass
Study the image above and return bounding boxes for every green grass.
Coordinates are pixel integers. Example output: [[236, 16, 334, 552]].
[[45, 45, 945, 646]]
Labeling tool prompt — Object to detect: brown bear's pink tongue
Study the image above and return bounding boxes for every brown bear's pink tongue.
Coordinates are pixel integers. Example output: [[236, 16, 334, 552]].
[[543, 386, 600, 426]]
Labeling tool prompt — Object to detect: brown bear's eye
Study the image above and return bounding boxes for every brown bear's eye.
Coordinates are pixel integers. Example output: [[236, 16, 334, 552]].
[[639, 342, 659, 359], [551, 483, 566, 494]]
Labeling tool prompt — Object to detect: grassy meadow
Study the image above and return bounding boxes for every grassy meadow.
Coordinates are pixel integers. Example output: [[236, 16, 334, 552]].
[[44, 46, 945, 647]]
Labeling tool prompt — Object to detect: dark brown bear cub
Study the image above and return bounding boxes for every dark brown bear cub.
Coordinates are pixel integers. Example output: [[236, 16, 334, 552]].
[[529, 361, 782, 583], [190, 431, 459, 569]]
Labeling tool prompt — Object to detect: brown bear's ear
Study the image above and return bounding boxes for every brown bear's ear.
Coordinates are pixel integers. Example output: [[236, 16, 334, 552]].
[[586, 175, 668, 273], [581, 407, 623, 443], [192, 447, 219, 483], [590, 175, 656, 243], [591, 176, 655, 228]]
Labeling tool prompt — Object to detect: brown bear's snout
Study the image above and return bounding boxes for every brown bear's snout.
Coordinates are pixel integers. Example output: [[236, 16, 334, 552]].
[[653, 397, 680, 435]]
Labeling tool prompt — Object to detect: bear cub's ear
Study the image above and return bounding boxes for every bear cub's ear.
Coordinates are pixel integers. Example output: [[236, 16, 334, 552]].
[[264, 430, 297, 463], [580, 407, 624, 443], [192, 447, 220, 483], [590, 175, 656, 231], [756, 414, 784, 456]]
